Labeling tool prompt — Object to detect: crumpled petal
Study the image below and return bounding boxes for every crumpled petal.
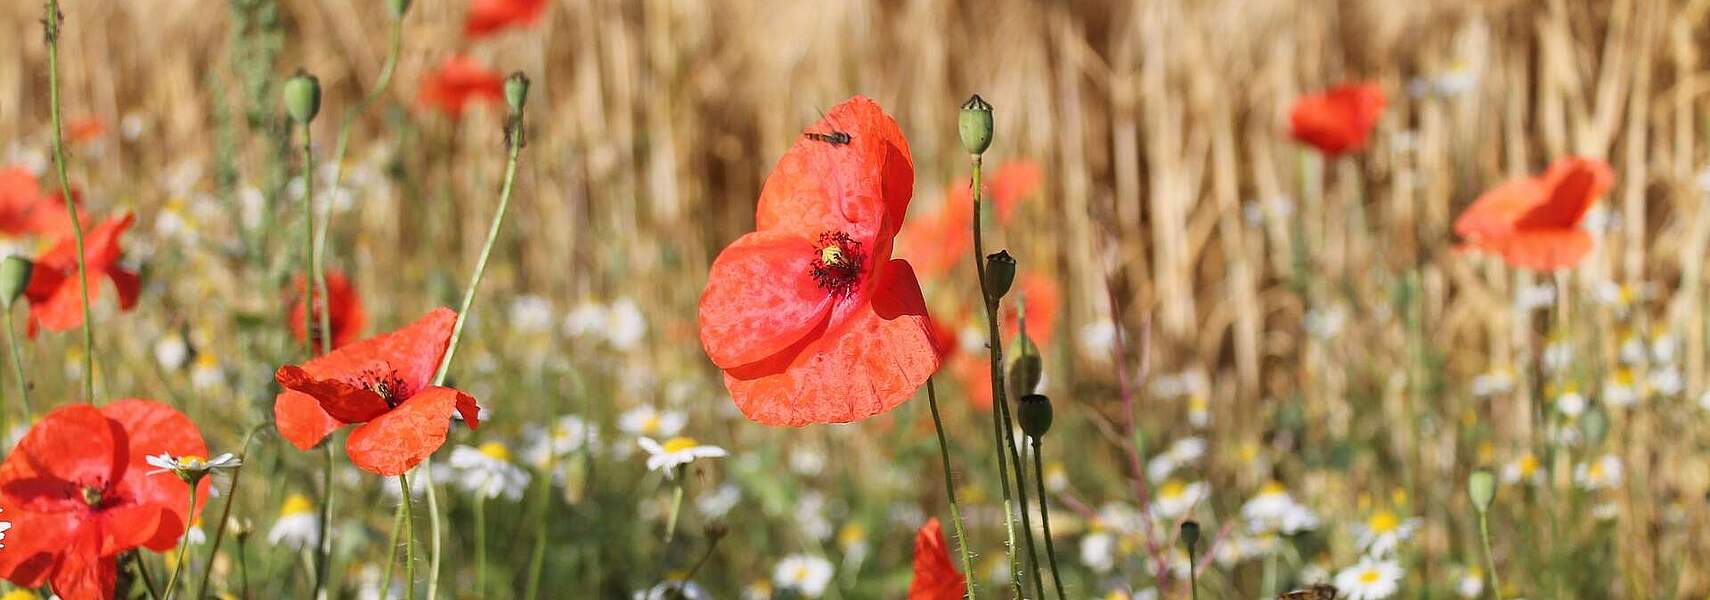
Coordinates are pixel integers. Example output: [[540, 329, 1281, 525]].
[[101, 398, 210, 552], [6, 405, 119, 495], [698, 230, 834, 369], [274, 390, 346, 451], [277, 365, 391, 424], [908, 518, 966, 600], [345, 386, 475, 476], [289, 307, 457, 396], [756, 96, 914, 247]]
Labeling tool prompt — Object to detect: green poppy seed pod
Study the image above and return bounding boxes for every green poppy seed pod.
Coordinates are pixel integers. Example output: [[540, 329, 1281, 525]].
[[505, 72, 531, 115], [1008, 340, 1042, 399], [959, 94, 994, 155], [0, 256, 32, 310], [1468, 469, 1497, 513], [283, 71, 321, 125], [1581, 405, 1609, 447], [387, 0, 412, 18], [1180, 520, 1201, 550], [984, 250, 1016, 304], [1017, 393, 1053, 440]]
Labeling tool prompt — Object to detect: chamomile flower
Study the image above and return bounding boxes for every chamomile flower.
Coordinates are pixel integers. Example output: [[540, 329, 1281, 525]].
[[1699, 390, 1710, 413], [605, 297, 648, 350], [837, 522, 869, 564], [1541, 337, 1572, 374], [267, 493, 320, 550], [634, 581, 710, 600], [448, 442, 532, 501], [185, 516, 206, 546], [1079, 531, 1118, 573], [1455, 567, 1485, 598], [1502, 453, 1544, 486], [1618, 333, 1647, 365], [1515, 283, 1556, 311], [772, 554, 834, 598], [1334, 558, 1404, 600], [1554, 387, 1586, 417], [507, 295, 555, 334], [562, 301, 608, 338], [1603, 369, 1639, 407], [1647, 366, 1683, 397], [696, 483, 741, 519], [0, 508, 10, 548], [1187, 394, 1211, 429], [520, 415, 601, 468], [1145, 436, 1206, 482], [1242, 482, 1319, 534], [637, 437, 726, 477], [1574, 454, 1622, 490], [794, 492, 833, 541], [1043, 461, 1069, 493], [190, 353, 226, 390], [1470, 369, 1516, 397], [154, 333, 190, 371], [619, 405, 687, 438], [1150, 480, 1208, 519], [740, 580, 773, 600], [1304, 305, 1346, 339], [1352, 510, 1420, 557], [145, 452, 241, 485]]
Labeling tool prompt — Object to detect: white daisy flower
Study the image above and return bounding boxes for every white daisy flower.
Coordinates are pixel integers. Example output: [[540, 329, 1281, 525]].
[[1574, 454, 1622, 490], [789, 448, 827, 476], [520, 415, 601, 468], [1470, 369, 1516, 397], [1541, 339, 1572, 374], [772, 554, 834, 598], [1242, 482, 1319, 534], [1150, 480, 1207, 519], [448, 442, 533, 501], [1352, 510, 1420, 557], [508, 295, 555, 334], [1515, 283, 1556, 311], [190, 353, 226, 390], [267, 493, 320, 550], [605, 297, 647, 350], [1646, 366, 1682, 397], [1043, 462, 1069, 493], [1186, 394, 1211, 429], [1618, 334, 1647, 365], [146, 452, 241, 484], [1698, 390, 1710, 413], [695, 483, 741, 519], [794, 492, 833, 541], [1456, 567, 1485, 598], [1079, 531, 1117, 573], [1304, 306, 1346, 339], [619, 405, 687, 438], [634, 581, 710, 600], [1334, 558, 1404, 600], [562, 301, 609, 338], [154, 333, 189, 371], [638, 437, 726, 477], [1554, 389, 1586, 417], [1651, 334, 1678, 364], [1603, 369, 1640, 407], [0, 508, 10, 548]]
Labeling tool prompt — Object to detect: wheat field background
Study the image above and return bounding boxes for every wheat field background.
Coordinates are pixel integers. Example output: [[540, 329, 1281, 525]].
[[0, 0, 1705, 598]]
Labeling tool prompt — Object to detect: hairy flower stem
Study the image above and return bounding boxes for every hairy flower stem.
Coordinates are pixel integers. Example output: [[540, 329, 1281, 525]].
[[925, 378, 977, 598], [399, 473, 417, 599], [313, 440, 335, 599], [1031, 439, 1066, 599], [969, 154, 1046, 599], [194, 425, 264, 599], [161, 480, 201, 599], [43, 0, 96, 403], [380, 501, 404, 597], [1478, 510, 1503, 599], [3, 310, 31, 424]]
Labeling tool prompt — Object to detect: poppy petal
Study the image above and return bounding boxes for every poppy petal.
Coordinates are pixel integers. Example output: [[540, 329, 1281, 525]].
[[1514, 158, 1615, 229], [293, 307, 457, 396], [1488, 229, 1595, 272], [723, 259, 940, 426], [698, 230, 835, 369], [6, 405, 119, 493], [345, 387, 469, 476], [0, 509, 78, 588], [274, 390, 346, 450], [50, 528, 116, 600], [101, 399, 210, 552], [1454, 177, 1542, 241], [990, 160, 1044, 223], [908, 518, 966, 600], [276, 365, 391, 424], [756, 96, 914, 246]]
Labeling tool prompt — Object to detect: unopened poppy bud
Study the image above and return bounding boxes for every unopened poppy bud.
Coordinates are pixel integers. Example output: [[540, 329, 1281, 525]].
[[704, 520, 729, 541], [1468, 469, 1496, 513], [1017, 393, 1052, 439], [1179, 520, 1201, 550], [1008, 335, 1042, 398], [984, 250, 1016, 303], [959, 94, 993, 155], [387, 0, 412, 18], [1581, 406, 1609, 447], [0, 256, 31, 310], [505, 72, 531, 115], [283, 71, 321, 125]]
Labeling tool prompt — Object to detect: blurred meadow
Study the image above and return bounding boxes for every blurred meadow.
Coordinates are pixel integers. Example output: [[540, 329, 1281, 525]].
[[1, 0, 1708, 598]]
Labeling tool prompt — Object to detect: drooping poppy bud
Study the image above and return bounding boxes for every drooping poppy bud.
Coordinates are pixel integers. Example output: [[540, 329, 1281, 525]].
[[283, 71, 321, 125], [1017, 393, 1052, 439], [959, 94, 993, 155], [1467, 469, 1496, 513], [1180, 520, 1201, 550], [984, 250, 1016, 304], [505, 71, 531, 115], [0, 256, 31, 309]]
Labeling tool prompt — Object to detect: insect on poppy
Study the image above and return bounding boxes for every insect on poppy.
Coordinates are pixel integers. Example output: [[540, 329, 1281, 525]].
[[907, 518, 966, 600], [24, 213, 139, 336], [1289, 82, 1386, 157], [1454, 157, 1614, 272], [697, 96, 943, 426], [273, 307, 480, 476], [289, 269, 368, 352], [0, 400, 209, 600]]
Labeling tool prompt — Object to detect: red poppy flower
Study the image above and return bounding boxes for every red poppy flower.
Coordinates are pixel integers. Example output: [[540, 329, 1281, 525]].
[[946, 273, 1060, 410], [0, 400, 208, 600], [1289, 83, 1386, 157], [697, 96, 942, 426], [1454, 157, 1614, 271], [24, 213, 140, 336], [290, 270, 368, 352], [464, 0, 547, 38], [0, 167, 84, 237], [274, 307, 480, 476], [898, 160, 1044, 278], [417, 56, 504, 119], [67, 117, 107, 146], [907, 518, 965, 600]]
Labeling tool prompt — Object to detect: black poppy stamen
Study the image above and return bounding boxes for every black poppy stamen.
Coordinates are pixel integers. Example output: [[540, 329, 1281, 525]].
[[359, 369, 410, 408], [811, 231, 865, 298]]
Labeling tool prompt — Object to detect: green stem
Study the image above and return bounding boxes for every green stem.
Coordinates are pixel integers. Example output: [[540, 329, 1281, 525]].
[[380, 499, 404, 598], [523, 450, 557, 600], [130, 552, 163, 600], [2, 308, 30, 432], [1031, 439, 1066, 599], [313, 440, 335, 599], [42, 0, 96, 403], [926, 378, 977, 599], [423, 466, 442, 600], [1478, 511, 1503, 599], [664, 471, 686, 543], [299, 124, 317, 360], [400, 473, 417, 600], [475, 492, 487, 596], [1187, 545, 1199, 600], [161, 480, 201, 599], [194, 425, 264, 600], [969, 154, 1045, 598]]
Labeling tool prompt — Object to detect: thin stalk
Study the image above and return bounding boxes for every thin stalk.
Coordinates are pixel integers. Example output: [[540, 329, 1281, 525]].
[[926, 378, 977, 599], [161, 480, 201, 599], [664, 470, 686, 543], [380, 499, 405, 598], [523, 454, 556, 600], [130, 552, 163, 600], [313, 440, 335, 599], [315, 17, 403, 266], [2, 308, 30, 426], [1031, 439, 1066, 599], [194, 425, 264, 600], [968, 154, 1044, 598], [400, 473, 417, 599], [675, 532, 724, 595], [43, 0, 96, 403], [1478, 511, 1503, 599], [475, 492, 487, 596], [1186, 539, 1199, 600], [423, 466, 442, 600]]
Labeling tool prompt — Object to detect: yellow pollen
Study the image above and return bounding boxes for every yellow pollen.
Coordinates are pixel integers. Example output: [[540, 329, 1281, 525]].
[[820, 245, 846, 266], [1159, 480, 1186, 499], [838, 522, 867, 546], [661, 437, 699, 454], [1, 590, 40, 600], [195, 353, 219, 368], [642, 413, 662, 434], [478, 441, 511, 462], [280, 493, 315, 517], [1517, 455, 1539, 478], [1259, 481, 1287, 496], [1360, 568, 1382, 584], [1188, 395, 1209, 411], [1367, 510, 1399, 533]]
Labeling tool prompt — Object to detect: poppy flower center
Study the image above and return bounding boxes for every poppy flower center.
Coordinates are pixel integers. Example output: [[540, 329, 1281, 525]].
[[81, 485, 104, 507], [810, 231, 864, 298], [358, 369, 411, 408]]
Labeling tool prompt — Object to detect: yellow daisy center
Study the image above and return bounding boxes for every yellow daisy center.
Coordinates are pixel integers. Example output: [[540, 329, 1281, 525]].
[[641, 413, 662, 434], [280, 493, 314, 517], [661, 437, 699, 454], [1367, 511, 1399, 533], [478, 441, 511, 462], [1517, 455, 1539, 477], [1360, 568, 1382, 584], [1259, 481, 1287, 496], [1158, 480, 1186, 499]]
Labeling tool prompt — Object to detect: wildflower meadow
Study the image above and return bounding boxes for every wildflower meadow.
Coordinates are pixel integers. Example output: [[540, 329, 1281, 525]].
[[0, 0, 1704, 598]]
